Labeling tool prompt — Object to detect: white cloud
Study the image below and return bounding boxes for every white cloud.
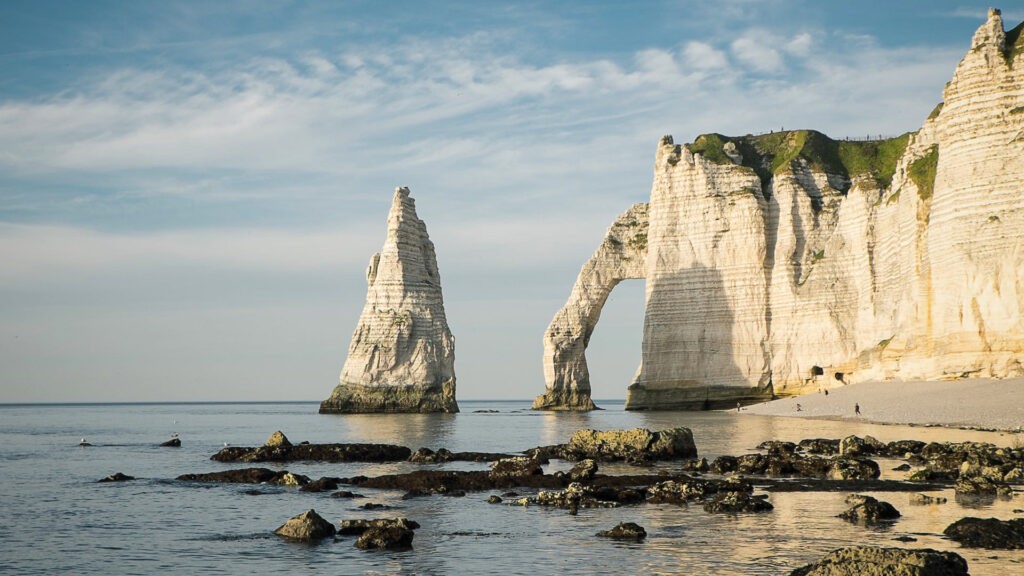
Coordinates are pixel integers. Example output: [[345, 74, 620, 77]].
[[785, 32, 813, 56], [731, 33, 785, 73], [683, 41, 730, 70]]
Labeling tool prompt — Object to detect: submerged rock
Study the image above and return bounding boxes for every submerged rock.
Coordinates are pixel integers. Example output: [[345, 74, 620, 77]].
[[569, 459, 598, 482], [160, 438, 181, 447], [98, 472, 135, 483], [954, 475, 1013, 498], [943, 517, 1024, 549], [274, 509, 336, 541], [788, 546, 969, 576], [703, 491, 773, 513], [489, 457, 543, 481], [596, 522, 647, 541]]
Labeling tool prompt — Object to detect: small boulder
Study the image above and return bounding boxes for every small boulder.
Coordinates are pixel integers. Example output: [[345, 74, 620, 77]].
[[98, 472, 135, 483], [943, 517, 1024, 549], [596, 522, 647, 541], [331, 490, 362, 499], [274, 509, 335, 541], [838, 494, 900, 524], [408, 447, 453, 463], [908, 493, 947, 505], [788, 546, 969, 576], [566, 427, 696, 461], [160, 438, 181, 447], [487, 495, 502, 504], [265, 431, 292, 448], [799, 438, 840, 455]]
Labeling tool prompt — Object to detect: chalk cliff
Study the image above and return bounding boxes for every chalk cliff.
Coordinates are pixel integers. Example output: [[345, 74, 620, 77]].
[[538, 9, 1024, 410], [320, 187, 458, 414]]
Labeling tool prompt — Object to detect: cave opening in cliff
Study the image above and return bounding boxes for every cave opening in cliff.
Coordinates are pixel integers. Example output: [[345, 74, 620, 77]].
[[584, 279, 645, 403]]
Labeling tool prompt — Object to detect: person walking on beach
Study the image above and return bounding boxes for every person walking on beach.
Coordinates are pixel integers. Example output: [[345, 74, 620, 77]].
[[736, 402, 741, 413], [854, 403, 861, 416]]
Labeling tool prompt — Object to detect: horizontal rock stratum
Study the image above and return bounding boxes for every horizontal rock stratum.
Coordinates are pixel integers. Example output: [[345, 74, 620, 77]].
[[537, 9, 1024, 410], [320, 187, 458, 414]]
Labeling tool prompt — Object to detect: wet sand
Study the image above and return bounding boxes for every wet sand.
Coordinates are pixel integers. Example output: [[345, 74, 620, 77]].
[[739, 377, 1024, 432]]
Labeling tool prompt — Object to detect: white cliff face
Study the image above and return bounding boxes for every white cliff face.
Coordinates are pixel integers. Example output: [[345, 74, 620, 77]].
[[320, 187, 458, 413], [534, 203, 648, 410], [539, 10, 1024, 410]]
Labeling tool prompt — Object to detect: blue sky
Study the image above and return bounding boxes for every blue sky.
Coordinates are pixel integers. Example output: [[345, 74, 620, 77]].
[[0, 1, 1016, 402]]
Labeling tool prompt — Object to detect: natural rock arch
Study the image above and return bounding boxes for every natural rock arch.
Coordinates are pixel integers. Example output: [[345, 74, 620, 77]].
[[533, 203, 649, 410]]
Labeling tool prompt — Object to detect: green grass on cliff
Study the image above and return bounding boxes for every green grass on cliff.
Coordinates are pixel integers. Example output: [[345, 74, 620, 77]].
[[684, 130, 910, 189], [1004, 20, 1024, 66], [908, 146, 939, 201]]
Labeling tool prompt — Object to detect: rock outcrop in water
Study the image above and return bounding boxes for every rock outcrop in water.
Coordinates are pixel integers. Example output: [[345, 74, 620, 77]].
[[539, 10, 1024, 410], [320, 187, 458, 414]]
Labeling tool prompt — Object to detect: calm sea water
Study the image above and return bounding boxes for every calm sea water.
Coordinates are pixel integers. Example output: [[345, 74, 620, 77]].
[[0, 400, 1021, 575]]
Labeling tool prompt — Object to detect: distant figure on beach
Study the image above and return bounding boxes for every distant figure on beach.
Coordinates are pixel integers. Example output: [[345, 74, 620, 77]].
[[854, 403, 861, 416], [796, 403, 802, 412], [79, 438, 91, 447], [736, 402, 741, 412], [824, 389, 829, 396]]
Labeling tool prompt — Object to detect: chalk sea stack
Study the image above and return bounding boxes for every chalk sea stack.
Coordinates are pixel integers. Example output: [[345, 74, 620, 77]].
[[320, 187, 458, 414], [538, 9, 1024, 410]]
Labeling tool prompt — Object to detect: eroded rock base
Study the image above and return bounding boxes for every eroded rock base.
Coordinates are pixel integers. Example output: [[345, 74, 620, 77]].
[[319, 381, 458, 414], [625, 384, 772, 410], [531, 389, 597, 411]]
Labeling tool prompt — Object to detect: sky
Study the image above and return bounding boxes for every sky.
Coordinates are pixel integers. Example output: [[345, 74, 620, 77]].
[[0, 0, 1018, 403]]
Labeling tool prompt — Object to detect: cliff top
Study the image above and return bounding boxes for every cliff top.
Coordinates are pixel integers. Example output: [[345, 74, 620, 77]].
[[684, 130, 911, 190]]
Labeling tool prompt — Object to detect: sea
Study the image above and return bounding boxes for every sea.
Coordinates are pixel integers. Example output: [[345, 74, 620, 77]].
[[1, 400, 1022, 575]]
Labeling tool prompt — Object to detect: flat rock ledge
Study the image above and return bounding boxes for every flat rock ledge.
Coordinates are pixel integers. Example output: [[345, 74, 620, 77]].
[[211, 443, 412, 463], [789, 546, 969, 576], [563, 427, 697, 462], [943, 517, 1024, 549], [274, 509, 335, 542], [531, 389, 597, 411]]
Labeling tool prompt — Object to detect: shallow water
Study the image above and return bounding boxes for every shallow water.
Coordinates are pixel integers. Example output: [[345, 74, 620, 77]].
[[0, 401, 1021, 575]]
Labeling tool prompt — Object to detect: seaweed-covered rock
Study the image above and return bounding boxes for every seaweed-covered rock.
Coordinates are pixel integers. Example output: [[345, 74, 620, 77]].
[[839, 435, 883, 458], [338, 517, 419, 535], [799, 438, 840, 455], [758, 440, 798, 456], [647, 477, 750, 505], [300, 477, 341, 493], [177, 467, 310, 486], [210, 442, 412, 463], [274, 509, 335, 541], [489, 457, 543, 481], [838, 495, 900, 524], [596, 522, 647, 541], [943, 517, 1024, 549], [160, 437, 181, 447], [885, 440, 926, 457], [710, 455, 738, 474], [512, 482, 619, 511], [703, 491, 773, 513], [409, 447, 453, 463], [564, 427, 696, 462], [788, 546, 969, 576]]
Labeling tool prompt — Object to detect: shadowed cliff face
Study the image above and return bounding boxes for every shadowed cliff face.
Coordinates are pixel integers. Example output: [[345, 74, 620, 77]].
[[627, 264, 768, 410], [538, 11, 1024, 410]]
